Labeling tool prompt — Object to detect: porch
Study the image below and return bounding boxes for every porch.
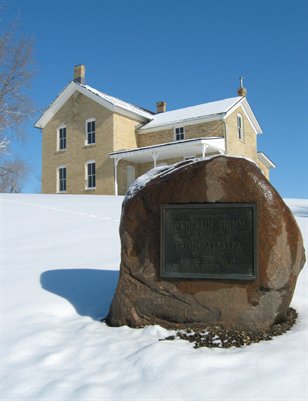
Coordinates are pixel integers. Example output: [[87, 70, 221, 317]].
[[109, 137, 225, 195]]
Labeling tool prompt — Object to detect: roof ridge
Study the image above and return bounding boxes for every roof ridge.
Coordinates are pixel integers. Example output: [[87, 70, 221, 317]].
[[154, 96, 243, 115]]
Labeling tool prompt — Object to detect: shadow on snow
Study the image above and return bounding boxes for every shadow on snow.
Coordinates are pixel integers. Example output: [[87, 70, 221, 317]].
[[40, 268, 119, 320]]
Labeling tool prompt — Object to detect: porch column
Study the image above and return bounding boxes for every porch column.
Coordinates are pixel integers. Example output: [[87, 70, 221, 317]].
[[201, 144, 208, 158], [114, 157, 120, 196], [151, 152, 159, 167]]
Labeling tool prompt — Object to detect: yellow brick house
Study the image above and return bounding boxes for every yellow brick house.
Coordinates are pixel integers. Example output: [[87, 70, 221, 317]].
[[35, 65, 274, 195]]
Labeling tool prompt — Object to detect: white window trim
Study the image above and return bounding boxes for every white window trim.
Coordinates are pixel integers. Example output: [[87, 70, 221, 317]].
[[57, 125, 67, 151], [237, 113, 245, 142], [85, 160, 96, 190], [174, 126, 185, 141], [85, 118, 96, 146], [57, 165, 67, 193]]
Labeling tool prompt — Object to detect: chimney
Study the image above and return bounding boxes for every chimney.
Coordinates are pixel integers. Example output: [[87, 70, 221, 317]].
[[156, 101, 167, 114], [237, 76, 247, 97], [74, 64, 85, 84]]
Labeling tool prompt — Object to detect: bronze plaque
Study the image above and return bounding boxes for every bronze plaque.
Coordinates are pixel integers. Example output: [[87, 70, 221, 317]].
[[161, 203, 257, 280]]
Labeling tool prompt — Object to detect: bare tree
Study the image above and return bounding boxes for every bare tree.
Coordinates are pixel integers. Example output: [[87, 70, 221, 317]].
[[0, 16, 36, 192], [0, 158, 29, 193]]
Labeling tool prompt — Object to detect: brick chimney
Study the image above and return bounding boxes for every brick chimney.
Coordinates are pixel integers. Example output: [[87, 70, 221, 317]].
[[74, 64, 85, 84], [156, 101, 167, 114]]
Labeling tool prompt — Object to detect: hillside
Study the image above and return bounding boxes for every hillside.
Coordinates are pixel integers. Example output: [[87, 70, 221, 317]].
[[2, 194, 307, 401]]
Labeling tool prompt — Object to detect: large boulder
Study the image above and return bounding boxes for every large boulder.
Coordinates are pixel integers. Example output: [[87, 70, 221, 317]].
[[107, 156, 305, 331]]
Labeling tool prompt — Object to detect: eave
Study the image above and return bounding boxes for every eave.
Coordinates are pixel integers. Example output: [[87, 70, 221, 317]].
[[257, 152, 275, 169]]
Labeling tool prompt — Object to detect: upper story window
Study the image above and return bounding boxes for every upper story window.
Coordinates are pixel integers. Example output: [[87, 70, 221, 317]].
[[175, 127, 185, 141], [237, 114, 244, 141], [86, 119, 96, 145], [58, 126, 67, 150], [58, 166, 66, 192], [86, 161, 96, 189]]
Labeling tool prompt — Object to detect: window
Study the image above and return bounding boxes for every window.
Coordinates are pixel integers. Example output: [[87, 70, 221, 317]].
[[58, 126, 66, 150], [86, 161, 96, 189], [175, 127, 185, 141], [237, 114, 244, 141], [58, 167, 66, 192], [86, 119, 96, 145]]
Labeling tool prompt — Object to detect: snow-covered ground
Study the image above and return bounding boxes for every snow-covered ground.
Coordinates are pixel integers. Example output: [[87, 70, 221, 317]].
[[1, 194, 307, 401]]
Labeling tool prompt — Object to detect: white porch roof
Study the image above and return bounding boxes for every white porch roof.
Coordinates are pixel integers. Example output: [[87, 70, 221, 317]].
[[257, 152, 275, 169], [109, 137, 225, 164]]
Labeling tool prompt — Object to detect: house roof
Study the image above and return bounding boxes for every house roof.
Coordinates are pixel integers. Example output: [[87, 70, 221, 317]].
[[34, 81, 154, 129], [138, 96, 262, 134], [35, 80, 262, 135]]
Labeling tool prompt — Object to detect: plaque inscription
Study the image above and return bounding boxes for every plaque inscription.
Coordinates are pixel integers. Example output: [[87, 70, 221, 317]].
[[160, 203, 257, 280]]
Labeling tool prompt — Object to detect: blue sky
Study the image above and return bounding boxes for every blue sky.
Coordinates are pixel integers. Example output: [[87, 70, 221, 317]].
[[4, 0, 308, 198]]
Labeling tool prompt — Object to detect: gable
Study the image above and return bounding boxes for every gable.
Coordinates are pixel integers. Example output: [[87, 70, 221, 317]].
[[43, 90, 113, 132], [225, 98, 262, 135], [35, 81, 153, 129], [225, 104, 260, 138]]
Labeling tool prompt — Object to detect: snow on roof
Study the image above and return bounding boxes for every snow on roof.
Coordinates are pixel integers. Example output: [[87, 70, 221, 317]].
[[34, 81, 154, 129], [80, 84, 154, 120], [35, 81, 261, 134], [138, 96, 243, 131]]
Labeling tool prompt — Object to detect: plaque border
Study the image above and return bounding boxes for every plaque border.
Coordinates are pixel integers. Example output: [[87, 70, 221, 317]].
[[160, 203, 258, 281]]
